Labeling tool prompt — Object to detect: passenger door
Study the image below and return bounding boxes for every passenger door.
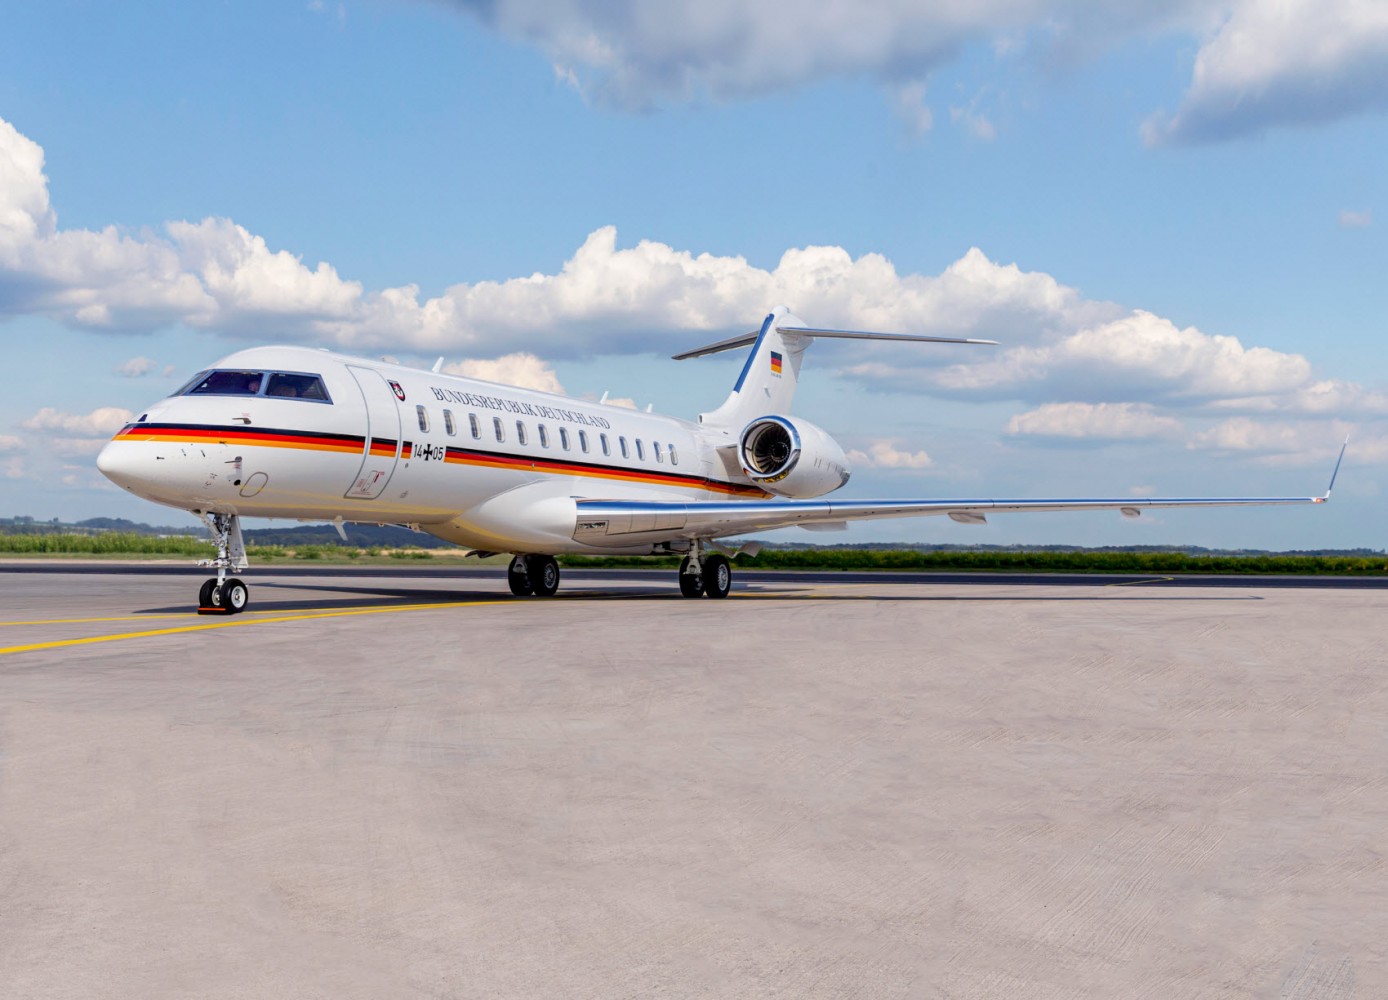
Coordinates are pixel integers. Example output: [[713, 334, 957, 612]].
[[344, 366, 401, 499]]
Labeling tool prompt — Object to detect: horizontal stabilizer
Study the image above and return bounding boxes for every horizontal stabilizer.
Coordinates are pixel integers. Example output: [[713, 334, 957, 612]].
[[673, 325, 996, 360], [777, 326, 997, 346], [671, 331, 760, 360]]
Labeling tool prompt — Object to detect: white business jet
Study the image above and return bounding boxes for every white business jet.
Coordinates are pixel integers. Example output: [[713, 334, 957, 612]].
[[96, 307, 1339, 613]]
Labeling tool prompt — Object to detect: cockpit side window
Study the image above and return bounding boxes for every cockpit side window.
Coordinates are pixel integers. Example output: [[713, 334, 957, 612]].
[[186, 370, 267, 396], [265, 372, 331, 402]]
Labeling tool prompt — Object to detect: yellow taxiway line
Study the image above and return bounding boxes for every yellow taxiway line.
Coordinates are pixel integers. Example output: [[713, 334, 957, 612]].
[[0, 600, 498, 657], [0, 613, 195, 627]]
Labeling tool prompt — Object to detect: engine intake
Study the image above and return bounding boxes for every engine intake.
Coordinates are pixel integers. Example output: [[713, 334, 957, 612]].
[[738, 415, 850, 499]]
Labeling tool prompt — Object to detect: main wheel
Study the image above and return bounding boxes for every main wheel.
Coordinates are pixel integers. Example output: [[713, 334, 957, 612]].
[[702, 554, 732, 599], [507, 555, 533, 596], [678, 557, 704, 598], [527, 555, 561, 597], [198, 578, 217, 608], [222, 577, 249, 613]]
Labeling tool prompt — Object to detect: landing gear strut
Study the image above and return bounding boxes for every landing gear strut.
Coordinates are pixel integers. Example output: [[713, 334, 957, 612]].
[[678, 556, 703, 598], [197, 512, 250, 615], [508, 554, 560, 597]]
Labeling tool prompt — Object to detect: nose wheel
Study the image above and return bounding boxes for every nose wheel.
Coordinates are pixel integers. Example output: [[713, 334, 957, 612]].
[[199, 576, 249, 614]]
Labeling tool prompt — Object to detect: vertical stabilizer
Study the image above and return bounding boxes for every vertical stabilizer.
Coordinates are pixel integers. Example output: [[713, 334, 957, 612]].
[[698, 307, 811, 428]]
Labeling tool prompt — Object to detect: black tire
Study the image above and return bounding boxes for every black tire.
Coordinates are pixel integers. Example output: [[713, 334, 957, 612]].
[[222, 577, 249, 613], [198, 578, 217, 608], [507, 555, 533, 596], [702, 554, 732, 599], [678, 557, 704, 598], [527, 555, 560, 597]]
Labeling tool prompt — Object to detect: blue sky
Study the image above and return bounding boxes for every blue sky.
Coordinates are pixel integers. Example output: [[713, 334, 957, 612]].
[[1, 0, 1385, 548]]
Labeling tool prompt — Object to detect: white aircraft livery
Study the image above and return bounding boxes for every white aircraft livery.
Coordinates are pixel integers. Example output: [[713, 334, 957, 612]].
[[97, 307, 1341, 613]]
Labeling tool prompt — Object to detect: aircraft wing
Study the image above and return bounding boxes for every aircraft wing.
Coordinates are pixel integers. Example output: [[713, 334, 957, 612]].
[[572, 492, 1329, 546], [572, 440, 1345, 546]]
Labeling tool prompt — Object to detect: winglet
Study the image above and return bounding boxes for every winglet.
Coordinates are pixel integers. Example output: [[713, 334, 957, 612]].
[[1319, 435, 1349, 501]]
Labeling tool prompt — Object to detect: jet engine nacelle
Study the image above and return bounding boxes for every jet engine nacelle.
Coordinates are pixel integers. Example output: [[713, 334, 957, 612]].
[[738, 415, 851, 499]]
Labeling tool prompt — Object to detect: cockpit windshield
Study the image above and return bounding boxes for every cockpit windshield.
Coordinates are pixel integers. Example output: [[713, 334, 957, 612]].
[[179, 369, 332, 403], [186, 370, 266, 396]]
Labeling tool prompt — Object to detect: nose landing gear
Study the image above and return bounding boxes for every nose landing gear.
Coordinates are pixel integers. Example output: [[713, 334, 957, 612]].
[[197, 512, 250, 615]]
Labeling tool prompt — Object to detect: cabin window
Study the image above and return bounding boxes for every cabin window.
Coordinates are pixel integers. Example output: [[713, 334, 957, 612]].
[[185, 370, 267, 397], [559, 427, 570, 450], [416, 406, 430, 433], [654, 441, 664, 464], [579, 430, 589, 453], [538, 425, 550, 448], [635, 439, 645, 461], [469, 413, 481, 439], [443, 409, 456, 436], [516, 421, 528, 445], [493, 417, 505, 442], [619, 436, 629, 459], [265, 372, 330, 401], [600, 433, 610, 456], [669, 444, 679, 465]]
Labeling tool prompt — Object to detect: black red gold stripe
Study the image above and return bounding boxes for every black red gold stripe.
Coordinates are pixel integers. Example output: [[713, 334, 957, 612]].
[[443, 445, 767, 498], [111, 422, 767, 497], [369, 437, 398, 457], [114, 422, 364, 454]]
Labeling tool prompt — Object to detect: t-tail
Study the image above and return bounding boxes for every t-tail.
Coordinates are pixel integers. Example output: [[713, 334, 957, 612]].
[[673, 305, 997, 428]]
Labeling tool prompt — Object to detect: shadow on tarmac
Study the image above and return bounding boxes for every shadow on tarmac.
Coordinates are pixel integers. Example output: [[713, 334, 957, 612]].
[[133, 579, 1266, 615]]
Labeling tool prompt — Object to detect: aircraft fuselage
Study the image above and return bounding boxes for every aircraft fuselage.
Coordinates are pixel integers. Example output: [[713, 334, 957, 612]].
[[98, 345, 764, 555]]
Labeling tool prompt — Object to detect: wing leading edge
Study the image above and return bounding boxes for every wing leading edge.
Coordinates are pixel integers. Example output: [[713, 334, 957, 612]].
[[572, 493, 1329, 545]]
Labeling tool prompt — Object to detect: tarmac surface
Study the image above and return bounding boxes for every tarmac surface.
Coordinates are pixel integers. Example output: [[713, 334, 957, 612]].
[[0, 565, 1383, 998]]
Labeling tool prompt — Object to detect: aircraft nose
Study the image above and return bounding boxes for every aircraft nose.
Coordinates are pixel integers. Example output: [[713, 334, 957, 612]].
[[96, 437, 141, 490]]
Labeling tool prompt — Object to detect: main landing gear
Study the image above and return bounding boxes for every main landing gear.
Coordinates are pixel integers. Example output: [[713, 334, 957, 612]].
[[678, 546, 732, 599], [196, 512, 250, 615], [508, 554, 561, 597], [505, 546, 734, 599]]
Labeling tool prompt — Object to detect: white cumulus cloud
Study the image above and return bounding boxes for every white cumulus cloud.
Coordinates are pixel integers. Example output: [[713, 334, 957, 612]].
[[0, 114, 1379, 428], [846, 440, 933, 469], [115, 356, 159, 377], [1207, 379, 1388, 417], [857, 309, 1312, 405], [1187, 417, 1371, 464], [1006, 401, 1184, 440], [440, 1, 1388, 142], [21, 406, 133, 436], [0, 434, 23, 453], [1144, 0, 1388, 145], [441, 353, 567, 394]]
